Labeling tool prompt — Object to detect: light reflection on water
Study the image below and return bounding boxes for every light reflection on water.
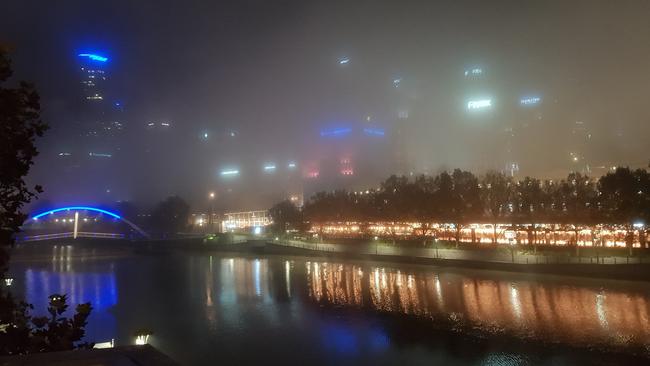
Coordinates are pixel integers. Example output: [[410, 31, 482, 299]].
[[20, 245, 117, 342], [9, 245, 650, 364], [304, 261, 650, 347]]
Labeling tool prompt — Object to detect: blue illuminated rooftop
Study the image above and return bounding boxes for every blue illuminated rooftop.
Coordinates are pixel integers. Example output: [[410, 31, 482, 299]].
[[78, 53, 108, 62], [320, 127, 352, 137], [363, 128, 385, 136]]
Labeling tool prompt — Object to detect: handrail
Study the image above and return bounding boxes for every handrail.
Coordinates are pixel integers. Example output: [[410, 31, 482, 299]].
[[17, 232, 124, 242]]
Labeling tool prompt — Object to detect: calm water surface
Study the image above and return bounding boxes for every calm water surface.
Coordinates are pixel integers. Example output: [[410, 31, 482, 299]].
[[7, 243, 650, 365]]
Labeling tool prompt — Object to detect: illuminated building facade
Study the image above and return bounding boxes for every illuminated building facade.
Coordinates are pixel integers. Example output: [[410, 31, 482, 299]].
[[47, 52, 128, 200], [221, 210, 271, 231], [77, 53, 125, 146]]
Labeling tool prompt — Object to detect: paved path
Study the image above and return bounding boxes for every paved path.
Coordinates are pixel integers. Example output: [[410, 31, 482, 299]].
[[273, 239, 644, 265]]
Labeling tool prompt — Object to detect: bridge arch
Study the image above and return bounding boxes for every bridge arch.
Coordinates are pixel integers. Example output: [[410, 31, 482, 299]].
[[31, 206, 149, 238]]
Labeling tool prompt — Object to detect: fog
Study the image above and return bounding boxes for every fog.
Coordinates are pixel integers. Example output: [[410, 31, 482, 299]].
[[2, 0, 650, 211]]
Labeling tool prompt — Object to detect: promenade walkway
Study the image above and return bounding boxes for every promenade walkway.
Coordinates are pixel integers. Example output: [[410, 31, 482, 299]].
[[271, 239, 646, 265]]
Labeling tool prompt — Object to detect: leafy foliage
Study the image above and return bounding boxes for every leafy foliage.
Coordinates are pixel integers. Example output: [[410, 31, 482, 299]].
[[0, 48, 93, 356], [269, 200, 302, 233], [150, 195, 191, 233], [0, 47, 48, 272], [298, 167, 650, 247], [1, 294, 93, 354]]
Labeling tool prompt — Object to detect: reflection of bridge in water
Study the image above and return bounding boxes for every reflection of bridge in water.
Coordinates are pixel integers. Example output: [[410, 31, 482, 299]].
[[19, 206, 148, 242]]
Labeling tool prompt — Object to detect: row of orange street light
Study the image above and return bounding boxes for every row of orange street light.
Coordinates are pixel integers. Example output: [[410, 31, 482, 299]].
[[310, 222, 647, 248]]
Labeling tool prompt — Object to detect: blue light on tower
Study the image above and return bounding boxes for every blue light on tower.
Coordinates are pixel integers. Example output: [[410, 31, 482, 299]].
[[220, 169, 240, 176], [520, 96, 542, 106], [363, 128, 385, 136], [78, 53, 108, 62], [320, 127, 352, 137]]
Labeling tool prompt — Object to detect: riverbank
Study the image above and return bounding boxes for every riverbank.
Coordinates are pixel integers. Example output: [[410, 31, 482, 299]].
[[136, 237, 650, 281], [260, 242, 650, 281], [13, 238, 650, 281]]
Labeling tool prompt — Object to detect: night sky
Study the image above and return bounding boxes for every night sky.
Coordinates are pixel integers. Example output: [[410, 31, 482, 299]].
[[2, 0, 650, 209]]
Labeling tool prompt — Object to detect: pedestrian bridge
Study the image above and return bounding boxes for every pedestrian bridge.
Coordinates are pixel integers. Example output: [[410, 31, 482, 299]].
[[20, 206, 149, 241], [19, 232, 125, 242]]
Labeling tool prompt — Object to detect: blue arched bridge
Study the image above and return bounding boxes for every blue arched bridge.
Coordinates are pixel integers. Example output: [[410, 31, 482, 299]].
[[20, 206, 149, 242]]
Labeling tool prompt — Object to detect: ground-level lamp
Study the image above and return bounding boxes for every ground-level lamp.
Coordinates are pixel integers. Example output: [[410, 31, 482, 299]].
[[134, 328, 153, 345]]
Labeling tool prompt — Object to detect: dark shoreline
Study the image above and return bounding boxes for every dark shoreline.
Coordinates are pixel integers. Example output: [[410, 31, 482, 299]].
[[143, 239, 650, 282], [13, 238, 650, 282], [264, 243, 650, 281]]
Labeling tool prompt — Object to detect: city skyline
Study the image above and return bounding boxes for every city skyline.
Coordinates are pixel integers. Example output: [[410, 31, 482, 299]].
[[2, 0, 649, 210]]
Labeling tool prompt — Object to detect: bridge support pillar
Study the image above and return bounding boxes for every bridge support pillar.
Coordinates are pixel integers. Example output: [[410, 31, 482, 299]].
[[73, 212, 79, 239]]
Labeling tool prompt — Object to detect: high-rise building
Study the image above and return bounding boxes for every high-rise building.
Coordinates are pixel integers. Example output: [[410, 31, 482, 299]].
[[77, 53, 123, 147], [78, 53, 108, 101], [570, 121, 592, 174]]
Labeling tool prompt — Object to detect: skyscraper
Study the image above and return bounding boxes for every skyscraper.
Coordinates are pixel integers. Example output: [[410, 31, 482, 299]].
[[77, 53, 123, 146]]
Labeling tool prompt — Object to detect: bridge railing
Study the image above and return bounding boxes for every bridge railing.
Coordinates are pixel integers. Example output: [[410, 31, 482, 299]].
[[16, 232, 125, 242]]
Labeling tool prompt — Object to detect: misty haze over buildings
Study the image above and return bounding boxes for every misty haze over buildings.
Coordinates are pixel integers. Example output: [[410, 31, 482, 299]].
[[2, 0, 649, 211]]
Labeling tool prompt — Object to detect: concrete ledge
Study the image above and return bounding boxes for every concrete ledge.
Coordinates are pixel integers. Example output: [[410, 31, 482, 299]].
[[263, 243, 650, 281], [0, 345, 178, 366]]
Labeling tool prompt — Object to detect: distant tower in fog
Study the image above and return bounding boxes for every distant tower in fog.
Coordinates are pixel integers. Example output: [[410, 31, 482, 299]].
[[570, 120, 592, 174], [76, 52, 123, 149], [78, 53, 108, 101]]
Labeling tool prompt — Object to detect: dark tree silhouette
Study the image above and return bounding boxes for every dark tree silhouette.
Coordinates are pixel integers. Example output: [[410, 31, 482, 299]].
[[479, 171, 514, 244], [269, 200, 301, 233], [150, 195, 191, 234], [513, 177, 544, 248], [287, 166, 650, 250], [598, 168, 650, 253], [377, 175, 411, 243], [0, 48, 93, 355], [435, 170, 482, 247], [0, 47, 48, 271]]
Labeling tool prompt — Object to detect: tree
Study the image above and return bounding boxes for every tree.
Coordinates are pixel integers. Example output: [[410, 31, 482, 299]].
[[0, 48, 93, 355], [0, 47, 48, 272], [435, 170, 482, 247], [408, 175, 437, 244], [555, 173, 597, 253], [479, 171, 513, 244], [1, 295, 93, 354], [150, 196, 190, 234], [376, 175, 411, 243], [513, 177, 545, 250], [598, 167, 649, 253], [269, 200, 301, 234]]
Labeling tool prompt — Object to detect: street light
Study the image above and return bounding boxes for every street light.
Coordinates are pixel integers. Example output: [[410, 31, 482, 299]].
[[208, 192, 216, 233], [374, 236, 379, 255]]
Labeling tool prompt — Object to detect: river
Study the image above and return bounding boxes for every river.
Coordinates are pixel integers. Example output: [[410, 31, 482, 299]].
[[6, 242, 650, 365]]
